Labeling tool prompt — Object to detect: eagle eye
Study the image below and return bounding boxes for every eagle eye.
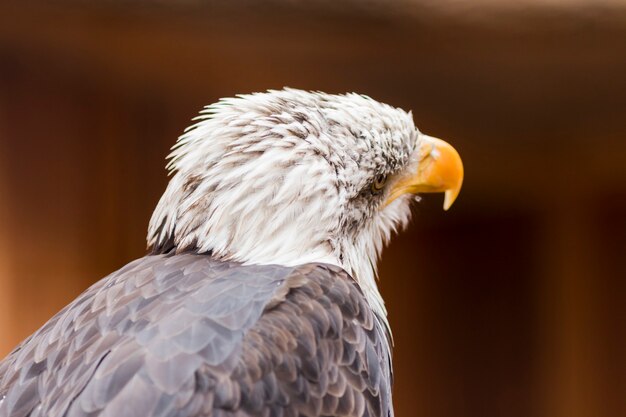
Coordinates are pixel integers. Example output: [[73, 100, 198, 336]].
[[371, 174, 388, 193]]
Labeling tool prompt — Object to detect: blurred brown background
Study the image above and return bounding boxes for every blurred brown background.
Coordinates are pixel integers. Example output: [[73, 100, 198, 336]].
[[1, 1, 625, 416]]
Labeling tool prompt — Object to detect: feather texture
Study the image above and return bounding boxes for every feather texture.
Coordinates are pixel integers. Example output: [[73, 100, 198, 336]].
[[0, 254, 392, 417], [147, 89, 421, 324]]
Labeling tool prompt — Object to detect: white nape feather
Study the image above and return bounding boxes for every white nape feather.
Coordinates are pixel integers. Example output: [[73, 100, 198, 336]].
[[148, 88, 421, 329]]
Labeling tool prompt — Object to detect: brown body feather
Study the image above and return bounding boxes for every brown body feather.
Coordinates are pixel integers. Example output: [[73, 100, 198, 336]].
[[0, 254, 392, 417]]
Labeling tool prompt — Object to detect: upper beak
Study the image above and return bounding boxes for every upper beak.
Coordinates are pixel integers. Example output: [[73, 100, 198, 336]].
[[386, 135, 464, 210]]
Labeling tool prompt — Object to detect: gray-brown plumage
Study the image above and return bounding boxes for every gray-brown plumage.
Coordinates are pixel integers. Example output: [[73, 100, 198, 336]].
[[0, 89, 463, 417], [0, 255, 392, 417]]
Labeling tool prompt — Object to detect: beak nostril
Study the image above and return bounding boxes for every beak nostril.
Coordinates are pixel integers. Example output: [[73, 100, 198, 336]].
[[385, 136, 463, 209]]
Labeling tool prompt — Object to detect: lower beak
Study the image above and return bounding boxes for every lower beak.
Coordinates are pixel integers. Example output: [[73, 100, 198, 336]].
[[386, 135, 464, 210]]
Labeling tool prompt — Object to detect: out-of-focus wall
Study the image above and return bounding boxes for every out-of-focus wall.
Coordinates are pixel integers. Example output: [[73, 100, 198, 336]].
[[0, 150, 14, 356], [0, 2, 625, 417]]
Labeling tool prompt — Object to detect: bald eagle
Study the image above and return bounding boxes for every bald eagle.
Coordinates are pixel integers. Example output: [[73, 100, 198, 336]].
[[0, 89, 463, 417]]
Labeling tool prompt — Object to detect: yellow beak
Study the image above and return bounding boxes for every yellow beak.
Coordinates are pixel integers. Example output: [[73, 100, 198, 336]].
[[386, 135, 464, 210]]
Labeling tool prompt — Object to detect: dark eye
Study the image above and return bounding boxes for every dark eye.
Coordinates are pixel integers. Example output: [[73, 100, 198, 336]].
[[371, 174, 388, 193]]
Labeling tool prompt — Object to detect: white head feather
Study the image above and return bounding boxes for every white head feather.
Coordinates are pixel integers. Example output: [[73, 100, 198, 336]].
[[148, 88, 424, 325]]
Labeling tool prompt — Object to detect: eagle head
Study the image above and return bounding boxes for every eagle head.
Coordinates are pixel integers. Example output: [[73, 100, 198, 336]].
[[148, 88, 463, 319]]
